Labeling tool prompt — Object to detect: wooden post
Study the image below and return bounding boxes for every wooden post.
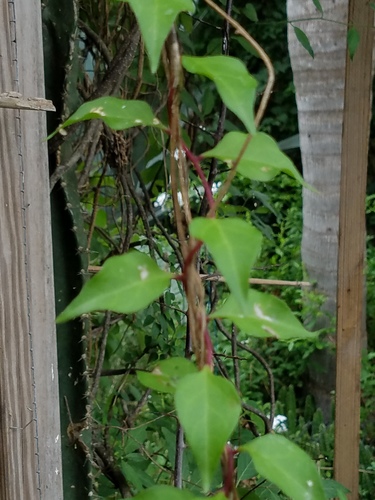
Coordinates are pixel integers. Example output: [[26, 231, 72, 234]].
[[0, 0, 62, 498], [334, 0, 374, 497]]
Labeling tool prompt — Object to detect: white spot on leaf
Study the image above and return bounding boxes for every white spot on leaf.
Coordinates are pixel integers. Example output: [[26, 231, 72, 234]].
[[134, 119, 142, 124], [138, 265, 149, 280], [262, 325, 279, 338], [90, 106, 105, 116], [254, 303, 273, 322]]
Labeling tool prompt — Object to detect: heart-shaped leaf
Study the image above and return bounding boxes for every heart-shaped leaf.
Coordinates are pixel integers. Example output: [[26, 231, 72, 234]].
[[56, 251, 172, 323], [175, 367, 241, 491], [210, 290, 318, 340], [48, 97, 165, 139], [189, 218, 262, 311], [124, 0, 195, 73], [240, 434, 326, 500], [137, 357, 197, 394], [202, 132, 305, 185], [182, 55, 257, 134]]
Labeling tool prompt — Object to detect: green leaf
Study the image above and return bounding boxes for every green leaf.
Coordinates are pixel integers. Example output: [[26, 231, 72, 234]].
[[370, 2, 375, 11], [48, 97, 166, 139], [137, 357, 198, 393], [189, 218, 262, 311], [210, 290, 319, 340], [182, 55, 257, 134], [241, 434, 326, 500], [175, 367, 241, 491], [322, 478, 350, 499], [347, 27, 360, 60], [244, 3, 258, 22], [132, 485, 198, 500], [56, 251, 172, 323], [312, 0, 323, 15], [202, 132, 305, 185], [124, 0, 195, 73], [211, 493, 227, 500], [293, 26, 314, 58]]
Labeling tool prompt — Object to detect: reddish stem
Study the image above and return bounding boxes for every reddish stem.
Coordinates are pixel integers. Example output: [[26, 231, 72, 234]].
[[222, 444, 237, 498], [182, 143, 215, 211]]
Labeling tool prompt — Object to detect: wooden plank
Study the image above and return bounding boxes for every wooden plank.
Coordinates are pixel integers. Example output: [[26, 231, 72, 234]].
[[0, 92, 55, 111], [334, 0, 374, 497], [0, 1, 62, 498]]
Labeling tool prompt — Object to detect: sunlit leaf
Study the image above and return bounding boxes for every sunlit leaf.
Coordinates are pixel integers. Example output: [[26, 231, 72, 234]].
[[175, 367, 241, 491], [48, 97, 166, 139], [241, 434, 326, 500], [312, 0, 323, 15], [123, 0, 195, 73], [132, 485, 198, 500], [56, 252, 172, 323], [190, 217, 262, 311], [347, 27, 360, 60], [137, 357, 198, 393], [293, 26, 314, 58], [182, 55, 257, 133], [202, 132, 305, 185], [210, 290, 319, 340]]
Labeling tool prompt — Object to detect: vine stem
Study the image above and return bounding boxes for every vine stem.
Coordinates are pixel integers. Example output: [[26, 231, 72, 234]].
[[204, 0, 274, 127], [203, 0, 275, 217], [182, 143, 215, 210]]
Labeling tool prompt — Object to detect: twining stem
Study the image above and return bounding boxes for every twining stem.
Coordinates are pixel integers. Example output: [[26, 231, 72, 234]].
[[204, 0, 274, 127], [203, 0, 275, 218], [182, 144, 215, 210]]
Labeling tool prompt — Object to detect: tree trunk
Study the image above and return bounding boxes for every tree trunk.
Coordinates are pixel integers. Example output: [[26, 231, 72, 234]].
[[286, 0, 348, 419]]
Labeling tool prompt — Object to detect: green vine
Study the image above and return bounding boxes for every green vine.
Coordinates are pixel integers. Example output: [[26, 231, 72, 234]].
[[52, 1, 330, 498]]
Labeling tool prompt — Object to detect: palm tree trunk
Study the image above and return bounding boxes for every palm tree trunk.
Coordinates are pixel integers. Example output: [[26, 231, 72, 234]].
[[287, 0, 348, 419]]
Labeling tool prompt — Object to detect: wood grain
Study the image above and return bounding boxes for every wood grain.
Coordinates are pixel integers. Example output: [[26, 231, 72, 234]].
[[334, 0, 374, 497], [0, 0, 62, 498]]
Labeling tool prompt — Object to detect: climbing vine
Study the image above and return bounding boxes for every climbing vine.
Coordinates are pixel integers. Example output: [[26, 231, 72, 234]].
[[51, 0, 335, 498]]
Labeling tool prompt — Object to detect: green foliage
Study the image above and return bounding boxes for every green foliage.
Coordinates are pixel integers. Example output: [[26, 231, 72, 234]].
[[292, 27, 314, 58], [137, 357, 197, 394], [347, 26, 360, 60], [57, 251, 173, 322], [182, 55, 257, 133], [190, 217, 262, 311], [312, 0, 324, 15], [50, 0, 370, 498], [202, 132, 305, 184], [211, 290, 319, 340], [122, 0, 195, 73], [175, 368, 241, 491], [241, 434, 326, 499], [48, 97, 166, 139]]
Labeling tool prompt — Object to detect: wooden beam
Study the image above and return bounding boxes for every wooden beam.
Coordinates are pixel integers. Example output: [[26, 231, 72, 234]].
[[88, 266, 311, 287], [334, 0, 374, 497], [0, 91, 55, 111], [0, 0, 62, 498]]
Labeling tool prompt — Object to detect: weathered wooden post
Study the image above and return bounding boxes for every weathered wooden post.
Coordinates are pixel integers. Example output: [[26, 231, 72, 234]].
[[335, 0, 374, 497], [0, 0, 62, 498]]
